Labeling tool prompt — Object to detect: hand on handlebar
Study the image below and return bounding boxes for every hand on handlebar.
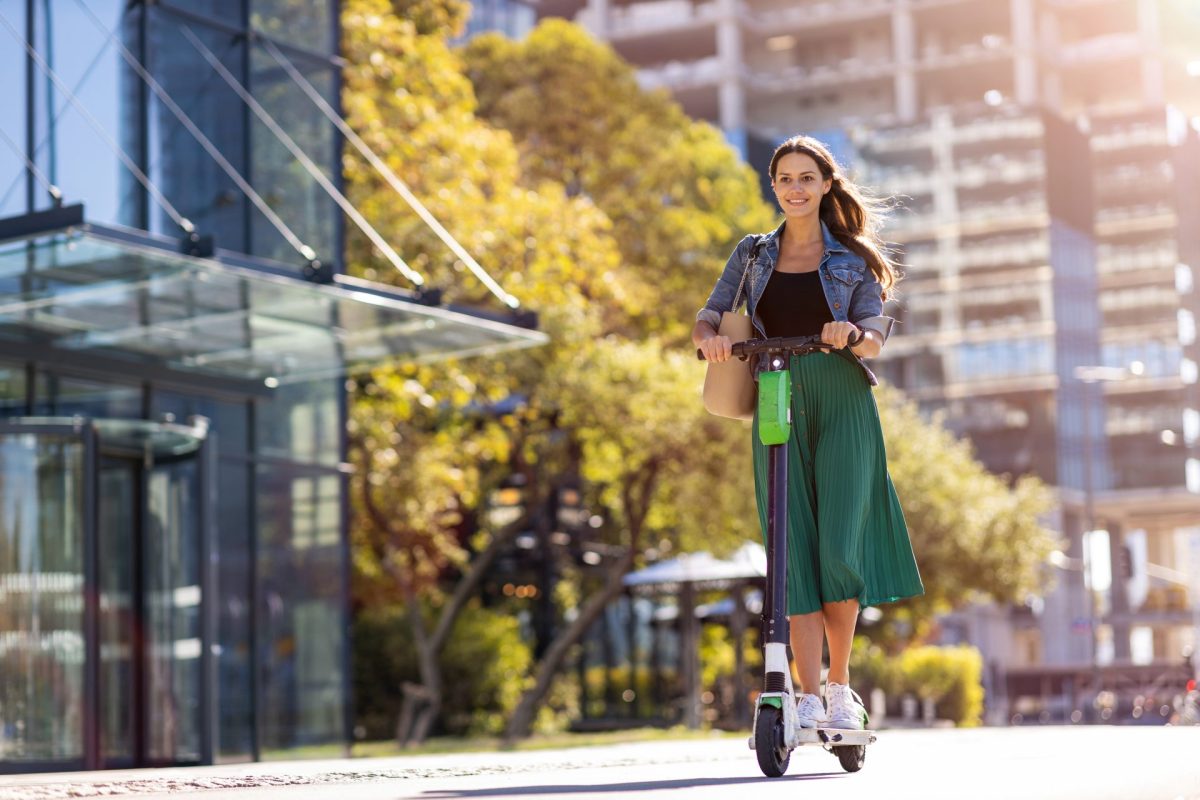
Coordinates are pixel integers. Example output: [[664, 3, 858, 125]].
[[821, 321, 862, 351], [697, 335, 734, 363], [695, 330, 865, 361]]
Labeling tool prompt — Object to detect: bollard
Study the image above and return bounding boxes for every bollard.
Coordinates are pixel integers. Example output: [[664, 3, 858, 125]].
[[870, 688, 886, 726]]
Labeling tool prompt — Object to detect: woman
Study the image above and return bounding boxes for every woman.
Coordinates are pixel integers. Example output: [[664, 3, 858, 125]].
[[693, 135, 923, 730]]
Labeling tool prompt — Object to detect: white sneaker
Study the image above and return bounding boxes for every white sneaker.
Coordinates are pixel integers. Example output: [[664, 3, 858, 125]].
[[824, 682, 868, 730], [795, 692, 827, 728]]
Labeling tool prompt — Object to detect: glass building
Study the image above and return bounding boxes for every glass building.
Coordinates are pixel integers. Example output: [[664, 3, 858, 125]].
[[0, 0, 543, 771], [459, 0, 536, 41]]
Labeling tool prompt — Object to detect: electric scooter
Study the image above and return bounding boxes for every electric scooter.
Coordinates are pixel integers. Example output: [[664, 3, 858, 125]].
[[698, 334, 877, 777]]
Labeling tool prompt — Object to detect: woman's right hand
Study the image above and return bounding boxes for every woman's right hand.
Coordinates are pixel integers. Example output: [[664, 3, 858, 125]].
[[698, 334, 734, 362]]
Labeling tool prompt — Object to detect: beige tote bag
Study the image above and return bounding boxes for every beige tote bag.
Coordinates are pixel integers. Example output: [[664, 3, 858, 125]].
[[701, 240, 761, 421]]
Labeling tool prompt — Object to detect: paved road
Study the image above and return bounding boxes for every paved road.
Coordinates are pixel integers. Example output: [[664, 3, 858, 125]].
[[2, 726, 1197, 800]]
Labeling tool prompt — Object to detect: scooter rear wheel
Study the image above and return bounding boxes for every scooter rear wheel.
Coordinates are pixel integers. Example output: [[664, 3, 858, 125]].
[[754, 706, 790, 777], [836, 743, 865, 772]]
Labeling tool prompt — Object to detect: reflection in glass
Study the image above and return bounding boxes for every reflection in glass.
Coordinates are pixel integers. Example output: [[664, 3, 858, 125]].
[[216, 460, 253, 759], [144, 460, 202, 762], [250, 0, 333, 56], [0, 433, 85, 761], [249, 46, 336, 264], [35, 374, 142, 419], [152, 390, 250, 458], [459, 0, 536, 41], [256, 380, 340, 466], [257, 464, 345, 753], [99, 460, 135, 761], [0, 365, 27, 417], [146, 10, 247, 250], [158, 1, 246, 25]]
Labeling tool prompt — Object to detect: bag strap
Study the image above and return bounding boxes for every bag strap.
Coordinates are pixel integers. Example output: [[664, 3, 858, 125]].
[[732, 236, 764, 312]]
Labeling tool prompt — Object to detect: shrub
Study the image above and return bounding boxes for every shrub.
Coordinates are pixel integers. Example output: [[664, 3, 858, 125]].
[[850, 638, 984, 727], [352, 602, 532, 739], [896, 644, 984, 726]]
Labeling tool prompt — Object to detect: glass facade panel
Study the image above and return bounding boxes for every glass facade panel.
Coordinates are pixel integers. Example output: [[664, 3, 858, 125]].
[[34, 374, 142, 418], [144, 459, 202, 762], [0, 365, 27, 417], [98, 459, 135, 762], [256, 379, 340, 466], [251, 1, 334, 55], [216, 459, 253, 759], [159, 1, 246, 25], [257, 464, 345, 752], [145, 9, 248, 250], [249, 45, 337, 264], [954, 338, 1053, 381], [152, 390, 250, 457], [0, 2, 27, 219], [0, 432, 85, 762], [460, 0, 537, 41]]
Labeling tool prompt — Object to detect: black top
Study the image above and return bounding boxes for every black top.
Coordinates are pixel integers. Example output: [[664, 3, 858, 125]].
[[757, 270, 834, 338]]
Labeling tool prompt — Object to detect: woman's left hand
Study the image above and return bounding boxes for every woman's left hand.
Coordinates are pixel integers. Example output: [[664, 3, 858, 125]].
[[821, 321, 861, 351]]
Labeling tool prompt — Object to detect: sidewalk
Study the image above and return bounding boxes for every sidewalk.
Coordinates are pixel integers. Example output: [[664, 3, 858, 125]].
[[0, 737, 745, 800]]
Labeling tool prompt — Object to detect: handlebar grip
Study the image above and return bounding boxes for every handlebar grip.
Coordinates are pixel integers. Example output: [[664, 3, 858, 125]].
[[697, 344, 746, 360]]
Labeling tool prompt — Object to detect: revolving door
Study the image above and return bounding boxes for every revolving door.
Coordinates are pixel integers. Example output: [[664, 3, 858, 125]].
[[0, 417, 216, 771]]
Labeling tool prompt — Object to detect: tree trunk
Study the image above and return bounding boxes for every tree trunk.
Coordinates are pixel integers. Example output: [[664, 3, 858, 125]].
[[411, 692, 442, 744], [396, 685, 417, 745], [503, 548, 634, 743], [356, 432, 533, 748], [396, 681, 433, 747], [394, 519, 519, 746], [501, 461, 658, 743]]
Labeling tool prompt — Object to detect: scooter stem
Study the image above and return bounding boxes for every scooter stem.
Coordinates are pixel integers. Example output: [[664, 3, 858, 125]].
[[764, 441, 789, 649], [760, 354, 792, 695]]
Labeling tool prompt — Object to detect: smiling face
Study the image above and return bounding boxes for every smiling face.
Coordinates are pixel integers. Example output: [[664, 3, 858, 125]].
[[771, 152, 831, 220]]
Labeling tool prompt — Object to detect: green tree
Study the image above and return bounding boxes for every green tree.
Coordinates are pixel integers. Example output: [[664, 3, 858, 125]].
[[462, 20, 777, 341], [342, 0, 625, 745], [341, 0, 757, 746], [501, 338, 758, 739], [874, 386, 1059, 646]]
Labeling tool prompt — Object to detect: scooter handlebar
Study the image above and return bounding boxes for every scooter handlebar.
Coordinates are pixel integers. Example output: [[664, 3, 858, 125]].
[[696, 329, 864, 361]]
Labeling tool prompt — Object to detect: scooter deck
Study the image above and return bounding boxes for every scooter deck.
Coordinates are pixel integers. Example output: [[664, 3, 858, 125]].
[[749, 726, 878, 751], [803, 728, 877, 747]]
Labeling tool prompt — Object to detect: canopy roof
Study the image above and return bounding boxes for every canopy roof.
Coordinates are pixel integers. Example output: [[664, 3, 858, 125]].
[[623, 543, 766, 591], [0, 206, 547, 388]]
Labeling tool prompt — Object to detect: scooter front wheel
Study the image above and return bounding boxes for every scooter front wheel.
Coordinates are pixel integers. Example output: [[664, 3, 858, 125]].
[[754, 706, 791, 777]]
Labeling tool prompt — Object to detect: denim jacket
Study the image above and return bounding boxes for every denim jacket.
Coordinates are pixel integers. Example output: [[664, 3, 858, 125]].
[[696, 220, 896, 386]]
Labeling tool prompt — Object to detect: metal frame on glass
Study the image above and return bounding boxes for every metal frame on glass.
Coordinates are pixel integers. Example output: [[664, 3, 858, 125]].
[[0, 416, 217, 772], [0, 418, 97, 771]]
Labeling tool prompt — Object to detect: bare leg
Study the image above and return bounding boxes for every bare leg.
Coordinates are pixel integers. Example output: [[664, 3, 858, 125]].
[[822, 598, 859, 685], [788, 611, 824, 695]]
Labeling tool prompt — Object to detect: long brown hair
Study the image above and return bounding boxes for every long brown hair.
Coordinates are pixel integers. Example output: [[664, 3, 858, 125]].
[[769, 135, 898, 298]]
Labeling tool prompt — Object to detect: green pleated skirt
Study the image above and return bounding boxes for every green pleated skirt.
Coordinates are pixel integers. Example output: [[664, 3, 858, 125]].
[[752, 352, 923, 616]]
